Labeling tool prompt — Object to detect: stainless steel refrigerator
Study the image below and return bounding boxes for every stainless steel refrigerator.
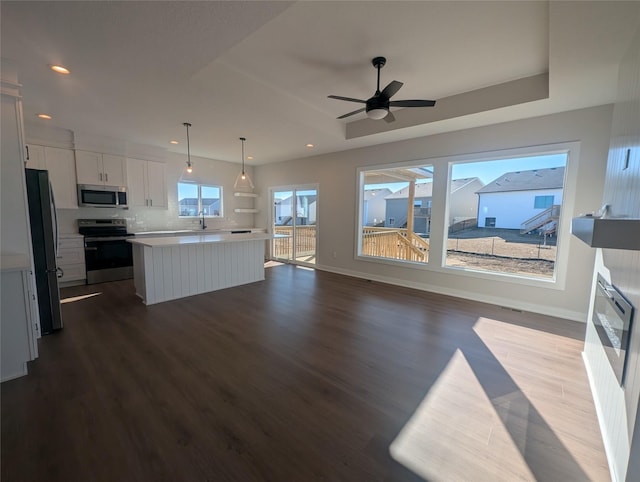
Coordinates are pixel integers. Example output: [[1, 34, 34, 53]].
[[25, 169, 63, 334]]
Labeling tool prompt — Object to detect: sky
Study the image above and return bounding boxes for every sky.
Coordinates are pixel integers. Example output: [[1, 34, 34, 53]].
[[365, 153, 568, 193]]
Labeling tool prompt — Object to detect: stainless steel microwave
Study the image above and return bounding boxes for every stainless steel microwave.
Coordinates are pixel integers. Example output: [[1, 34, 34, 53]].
[[77, 184, 128, 208]]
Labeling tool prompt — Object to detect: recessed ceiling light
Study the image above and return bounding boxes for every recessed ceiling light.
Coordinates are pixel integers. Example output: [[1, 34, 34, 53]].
[[37, 113, 52, 120], [49, 65, 70, 75], [306, 143, 314, 148], [247, 156, 254, 160], [169, 140, 179, 145]]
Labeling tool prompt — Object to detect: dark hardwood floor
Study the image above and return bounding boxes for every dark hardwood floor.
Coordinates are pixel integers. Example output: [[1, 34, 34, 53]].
[[1, 265, 609, 481]]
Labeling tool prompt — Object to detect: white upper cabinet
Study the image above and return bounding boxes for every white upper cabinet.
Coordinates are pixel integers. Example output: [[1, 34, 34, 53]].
[[44, 147, 77, 209], [25, 144, 77, 209], [25, 144, 46, 170], [126, 158, 166, 208], [75, 150, 126, 186], [101, 154, 126, 186]]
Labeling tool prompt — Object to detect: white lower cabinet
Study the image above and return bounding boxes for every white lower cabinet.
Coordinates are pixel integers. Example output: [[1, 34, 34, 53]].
[[57, 235, 86, 286], [1, 264, 39, 382], [126, 158, 167, 208]]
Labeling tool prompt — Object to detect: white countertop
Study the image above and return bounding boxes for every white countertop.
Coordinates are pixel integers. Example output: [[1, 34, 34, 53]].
[[133, 230, 196, 236], [132, 228, 264, 237], [128, 232, 272, 247]]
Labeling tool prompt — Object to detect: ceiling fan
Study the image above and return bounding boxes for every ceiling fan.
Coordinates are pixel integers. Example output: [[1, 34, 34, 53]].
[[328, 56, 436, 123]]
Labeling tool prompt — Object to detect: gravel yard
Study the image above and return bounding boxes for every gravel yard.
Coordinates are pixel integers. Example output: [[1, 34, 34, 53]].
[[444, 228, 557, 278]]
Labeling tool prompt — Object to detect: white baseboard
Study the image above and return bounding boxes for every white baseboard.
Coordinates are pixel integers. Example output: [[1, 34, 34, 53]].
[[314, 263, 586, 322]]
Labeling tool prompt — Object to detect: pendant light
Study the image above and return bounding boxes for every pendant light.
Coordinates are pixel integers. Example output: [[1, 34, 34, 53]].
[[234, 136, 254, 190], [184, 122, 193, 173]]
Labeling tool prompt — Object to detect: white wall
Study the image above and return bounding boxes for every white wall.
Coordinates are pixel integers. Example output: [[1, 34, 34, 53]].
[[255, 105, 613, 322], [582, 28, 640, 482], [477, 188, 563, 229], [1, 79, 31, 257]]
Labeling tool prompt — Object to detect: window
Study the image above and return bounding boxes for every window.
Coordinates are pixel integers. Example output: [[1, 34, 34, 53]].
[[357, 163, 434, 265], [534, 195, 554, 209], [177, 182, 222, 217], [445, 153, 567, 280]]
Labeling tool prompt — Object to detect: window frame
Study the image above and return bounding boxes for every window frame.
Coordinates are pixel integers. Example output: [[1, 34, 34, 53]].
[[177, 181, 224, 218], [355, 159, 435, 270], [534, 195, 554, 209], [354, 142, 580, 290]]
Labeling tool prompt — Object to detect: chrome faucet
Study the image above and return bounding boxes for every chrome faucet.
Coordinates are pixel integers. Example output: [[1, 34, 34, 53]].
[[199, 210, 207, 230]]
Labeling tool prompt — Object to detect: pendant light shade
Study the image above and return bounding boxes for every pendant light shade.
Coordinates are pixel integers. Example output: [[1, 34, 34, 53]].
[[184, 122, 193, 174], [234, 137, 254, 190]]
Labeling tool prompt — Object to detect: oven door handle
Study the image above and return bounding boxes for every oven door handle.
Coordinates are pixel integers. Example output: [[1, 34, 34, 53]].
[[597, 280, 616, 300], [84, 236, 131, 242]]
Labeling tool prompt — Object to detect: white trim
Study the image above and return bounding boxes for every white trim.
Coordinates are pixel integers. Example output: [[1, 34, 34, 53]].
[[583, 352, 620, 482], [315, 263, 585, 322], [269, 183, 319, 266], [354, 141, 580, 291]]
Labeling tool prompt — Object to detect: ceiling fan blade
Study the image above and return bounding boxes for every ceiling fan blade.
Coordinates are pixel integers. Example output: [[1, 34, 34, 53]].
[[380, 80, 403, 99], [389, 99, 436, 108], [328, 95, 366, 104], [337, 107, 366, 119], [384, 111, 396, 123]]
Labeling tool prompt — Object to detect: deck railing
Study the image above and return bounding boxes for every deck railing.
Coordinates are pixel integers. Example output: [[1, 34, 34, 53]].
[[273, 225, 316, 258], [273, 225, 430, 263], [361, 227, 429, 262], [520, 205, 561, 234]]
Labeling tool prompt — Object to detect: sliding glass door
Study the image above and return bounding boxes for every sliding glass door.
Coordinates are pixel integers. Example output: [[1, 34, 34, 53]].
[[271, 186, 317, 266]]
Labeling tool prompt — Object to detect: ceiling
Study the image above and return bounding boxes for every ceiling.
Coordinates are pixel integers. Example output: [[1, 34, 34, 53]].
[[1, 1, 639, 166]]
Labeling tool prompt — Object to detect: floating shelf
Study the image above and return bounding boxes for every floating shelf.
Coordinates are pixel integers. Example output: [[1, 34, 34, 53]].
[[234, 208, 259, 213], [234, 192, 258, 198]]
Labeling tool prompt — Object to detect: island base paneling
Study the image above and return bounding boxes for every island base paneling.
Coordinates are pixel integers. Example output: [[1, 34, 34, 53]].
[[132, 239, 265, 305]]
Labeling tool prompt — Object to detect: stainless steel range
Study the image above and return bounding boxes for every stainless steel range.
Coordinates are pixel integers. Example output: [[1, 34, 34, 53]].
[[78, 219, 133, 284]]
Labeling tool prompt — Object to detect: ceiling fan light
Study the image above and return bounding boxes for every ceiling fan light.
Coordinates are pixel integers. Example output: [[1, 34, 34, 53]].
[[367, 108, 388, 120]]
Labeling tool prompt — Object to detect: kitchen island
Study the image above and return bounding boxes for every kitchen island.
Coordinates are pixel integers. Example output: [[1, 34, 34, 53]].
[[128, 233, 270, 305]]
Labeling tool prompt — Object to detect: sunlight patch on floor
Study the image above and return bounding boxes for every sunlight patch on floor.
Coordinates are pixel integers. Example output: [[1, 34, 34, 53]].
[[60, 292, 102, 304], [472, 317, 605, 481], [389, 348, 535, 482], [295, 266, 314, 271], [264, 260, 285, 268]]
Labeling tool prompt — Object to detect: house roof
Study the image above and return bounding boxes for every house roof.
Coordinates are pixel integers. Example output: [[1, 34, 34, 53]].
[[179, 198, 220, 207], [1, 2, 638, 165], [385, 178, 480, 200], [477, 167, 566, 194]]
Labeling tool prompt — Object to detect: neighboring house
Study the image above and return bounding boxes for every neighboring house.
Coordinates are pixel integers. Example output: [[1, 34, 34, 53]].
[[448, 177, 485, 226], [274, 193, 317, 225], [476, 167, 565, 230], [384, 178, 483, 233], [363, 188, 392, 226], [179, 197, 220, 217]]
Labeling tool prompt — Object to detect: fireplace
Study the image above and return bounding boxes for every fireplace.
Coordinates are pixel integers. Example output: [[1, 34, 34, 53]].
[[592, 273, 635, 387]]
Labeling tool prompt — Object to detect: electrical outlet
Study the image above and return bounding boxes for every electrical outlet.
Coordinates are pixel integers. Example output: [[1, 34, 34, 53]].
[[332, 251, 337, 259]]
